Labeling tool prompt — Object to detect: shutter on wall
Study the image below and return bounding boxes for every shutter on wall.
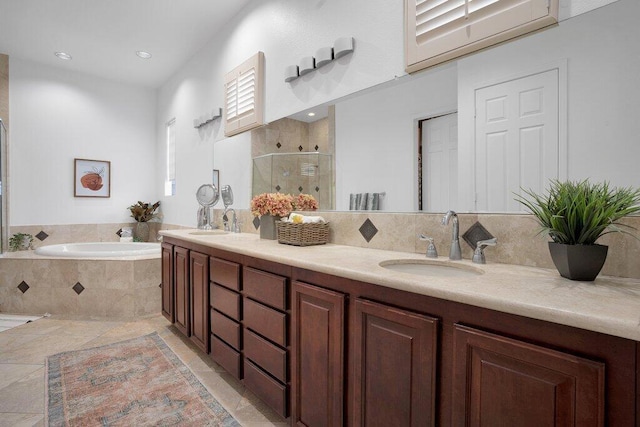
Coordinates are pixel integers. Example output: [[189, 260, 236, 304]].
[[224, 52, 264, 137], [406, 0, 558, 73]]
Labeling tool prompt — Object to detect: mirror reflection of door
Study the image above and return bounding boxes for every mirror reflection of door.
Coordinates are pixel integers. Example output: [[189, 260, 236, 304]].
[[420, 112, 458, 212], [474, 69, 559, 212]]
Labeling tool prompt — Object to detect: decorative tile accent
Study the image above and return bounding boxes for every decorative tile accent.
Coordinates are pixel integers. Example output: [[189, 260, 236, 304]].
[[298, 186, 303, 192], [72, 282, 85, 295], [252, 216, 261, 230], [18, 281, 30, 294], [276, 142, 282, 149], [298, 145, 303, 152], [462, 221, 495, 250], [116, 228, 123, 237], [314, 145, 319, 151], [315, 186, 320, 192], [359, 218, 378, 243], [159, 283, 162, 288], [275, 185, 281, 191], [35, 231, 49, 241]]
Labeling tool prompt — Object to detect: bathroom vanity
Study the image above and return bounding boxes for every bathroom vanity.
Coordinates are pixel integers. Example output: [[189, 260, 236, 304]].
[[160, 230, 640, 425]]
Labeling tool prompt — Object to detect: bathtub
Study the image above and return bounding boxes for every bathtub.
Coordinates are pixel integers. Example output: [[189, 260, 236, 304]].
[[35, 242, 160, 258], [3, 242, 161, 317]]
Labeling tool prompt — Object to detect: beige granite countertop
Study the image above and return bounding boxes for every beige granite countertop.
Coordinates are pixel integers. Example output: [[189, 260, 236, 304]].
[[161, 229, 640, 342]]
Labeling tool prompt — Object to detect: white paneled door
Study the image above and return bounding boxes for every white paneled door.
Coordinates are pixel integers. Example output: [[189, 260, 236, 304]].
[[422, 112, 458, 212], [475, 69, 559, 212]]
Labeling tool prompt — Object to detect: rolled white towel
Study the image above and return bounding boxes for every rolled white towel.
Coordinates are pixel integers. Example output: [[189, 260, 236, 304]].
[[288, 213, 326, 224]]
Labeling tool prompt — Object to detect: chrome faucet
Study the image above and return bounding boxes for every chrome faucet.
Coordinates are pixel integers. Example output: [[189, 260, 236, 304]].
[[223, 208, 240, 233], [472, 238, 497, 264], [442, 210, 462, 260]]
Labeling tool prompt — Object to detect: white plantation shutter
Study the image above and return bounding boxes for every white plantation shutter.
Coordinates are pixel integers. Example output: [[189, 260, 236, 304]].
[[224, 52, 264, 136], [406, 0, 558, 73]]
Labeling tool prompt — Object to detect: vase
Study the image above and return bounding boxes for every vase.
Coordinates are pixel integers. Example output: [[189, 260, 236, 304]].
[[134, 222, 150, 242], [259, 214, 281, 240], [548, 242, 608, 281]]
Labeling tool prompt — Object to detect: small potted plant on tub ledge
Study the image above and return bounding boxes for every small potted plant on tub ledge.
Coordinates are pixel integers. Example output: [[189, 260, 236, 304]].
[[516, 179, 640, 281], [127, 201, 161, 242]]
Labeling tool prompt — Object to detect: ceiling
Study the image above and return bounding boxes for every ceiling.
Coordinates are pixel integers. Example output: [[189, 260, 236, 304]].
[[0, 0, 253, 88]]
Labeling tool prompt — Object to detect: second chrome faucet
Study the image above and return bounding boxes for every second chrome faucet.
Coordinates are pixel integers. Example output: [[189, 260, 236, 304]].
[[442, 210, 462, 260]]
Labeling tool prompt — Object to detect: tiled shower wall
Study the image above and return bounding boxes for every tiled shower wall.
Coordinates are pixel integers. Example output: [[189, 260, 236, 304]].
[[250, 116, 335, 210]]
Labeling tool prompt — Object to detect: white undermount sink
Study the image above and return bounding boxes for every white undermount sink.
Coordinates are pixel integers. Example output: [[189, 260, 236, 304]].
[[379, 259, 483, 278], [189, 230, 228, 236]]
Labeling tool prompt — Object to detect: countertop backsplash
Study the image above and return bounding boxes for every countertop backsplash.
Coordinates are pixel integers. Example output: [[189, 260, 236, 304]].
[[211, 209, 640, 280]]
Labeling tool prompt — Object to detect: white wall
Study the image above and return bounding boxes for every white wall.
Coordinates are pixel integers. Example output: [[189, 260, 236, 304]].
[[156, 0, 405, 226], [335, 64, 458, 211], [457, 0, 640, 211], [10, 58, 156, 225]]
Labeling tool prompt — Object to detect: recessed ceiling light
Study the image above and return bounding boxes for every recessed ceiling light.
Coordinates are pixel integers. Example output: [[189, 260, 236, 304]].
[[54, 52, 72, 60], [307, 112, 316, 117], [136, 51, 152, 59]]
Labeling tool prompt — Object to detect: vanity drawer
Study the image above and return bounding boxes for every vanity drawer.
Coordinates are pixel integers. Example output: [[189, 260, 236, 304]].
[[210, 335, 241, 379], [210, 258, 241, 291], [244, 267, 287, 310], [210, 309, 241, 350], [243, 359, 288, 418], [244, 298, 287, 347], [244, 329, 287, 383], [210, 283, 240, 320]]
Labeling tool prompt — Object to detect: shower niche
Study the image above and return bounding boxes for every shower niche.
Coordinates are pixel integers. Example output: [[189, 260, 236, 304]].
[[252, 152, 334, 210]]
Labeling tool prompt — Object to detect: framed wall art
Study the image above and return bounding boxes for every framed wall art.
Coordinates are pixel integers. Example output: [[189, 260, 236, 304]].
[[74, 158, 111, 198]]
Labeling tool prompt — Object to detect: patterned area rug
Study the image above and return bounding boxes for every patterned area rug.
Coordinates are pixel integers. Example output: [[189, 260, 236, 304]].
[[46, 332, 239, 426]]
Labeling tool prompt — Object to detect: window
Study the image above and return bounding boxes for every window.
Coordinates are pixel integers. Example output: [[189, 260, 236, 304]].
[[405, 0, 559, 73], [165, 118, 176, 196], [224, 52, 265, 137]]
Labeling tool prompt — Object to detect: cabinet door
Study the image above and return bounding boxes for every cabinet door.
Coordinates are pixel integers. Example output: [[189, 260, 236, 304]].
[[173, 246, 190, 336], [352, 299, 438, 427], [452, 324, 605, 427], [291, 281, 345, 427], [190, 251, 209, 353], [161, 242, 174, 323]]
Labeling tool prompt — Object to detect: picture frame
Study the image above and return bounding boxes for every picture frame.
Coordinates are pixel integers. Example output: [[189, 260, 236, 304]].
[[74, 158, 111, 198], [212, 169, 220, 193]]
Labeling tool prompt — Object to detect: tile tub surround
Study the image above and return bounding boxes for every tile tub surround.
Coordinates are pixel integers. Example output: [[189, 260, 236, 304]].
[[216, 210, 640, 280], [9, 222, 173, 247], [161, 229, 640, 341], [0, 251, 160, 317]]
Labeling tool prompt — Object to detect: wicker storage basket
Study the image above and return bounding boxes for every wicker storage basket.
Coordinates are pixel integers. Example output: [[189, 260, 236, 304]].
[[276, 221, 329, 246]]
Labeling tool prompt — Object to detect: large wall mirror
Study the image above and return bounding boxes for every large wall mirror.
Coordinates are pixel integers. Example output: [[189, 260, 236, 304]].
[[214, 0, 640, 214]]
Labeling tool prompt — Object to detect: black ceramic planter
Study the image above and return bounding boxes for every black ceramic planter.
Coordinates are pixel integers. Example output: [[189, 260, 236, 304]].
[[548, 242, 608, 281]]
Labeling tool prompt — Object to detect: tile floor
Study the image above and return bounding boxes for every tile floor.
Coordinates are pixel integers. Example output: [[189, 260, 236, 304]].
[[0, 314, 288, 427]]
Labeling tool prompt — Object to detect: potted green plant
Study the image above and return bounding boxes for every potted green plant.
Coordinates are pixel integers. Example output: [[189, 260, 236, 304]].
[[516, 179, 640, 281], [9, 232, 34, 251]]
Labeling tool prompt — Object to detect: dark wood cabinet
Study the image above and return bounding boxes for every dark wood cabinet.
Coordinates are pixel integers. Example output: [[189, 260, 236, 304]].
[[209, 257, 242, 379], [161, 237, 638, 426], [291, 281, 346, 427], [160, 242, 174, 323], [242, 266, 290, 418], [189, 250, 209, 353], [452, 324, 605, 427], [173, 246, 190, 336], [351, 298, 439, 427]]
